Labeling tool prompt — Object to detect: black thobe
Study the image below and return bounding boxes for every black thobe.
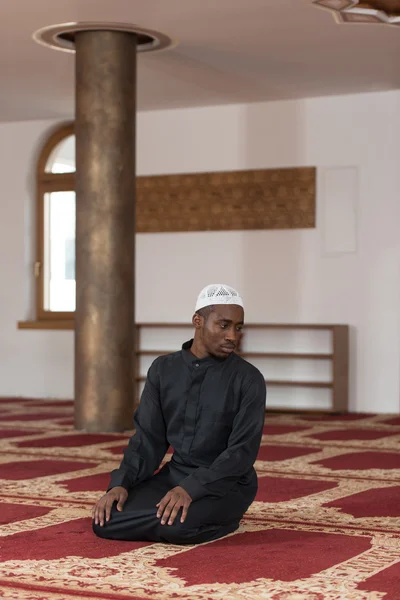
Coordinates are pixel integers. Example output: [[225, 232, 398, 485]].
[[93, 339, 266, 545]]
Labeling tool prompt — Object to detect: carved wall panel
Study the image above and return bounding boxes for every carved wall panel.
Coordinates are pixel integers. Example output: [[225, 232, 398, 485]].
[[136, 167, 316, 233]]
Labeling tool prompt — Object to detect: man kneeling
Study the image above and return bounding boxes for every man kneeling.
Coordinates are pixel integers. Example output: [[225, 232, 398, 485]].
[[92, 284, 266, 545]]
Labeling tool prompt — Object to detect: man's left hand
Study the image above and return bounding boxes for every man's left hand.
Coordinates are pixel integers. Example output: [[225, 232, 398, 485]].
[[156, 486, 192, 525]]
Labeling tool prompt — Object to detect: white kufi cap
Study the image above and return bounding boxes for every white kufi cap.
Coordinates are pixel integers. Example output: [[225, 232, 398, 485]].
[[195, 284, 244, 312]]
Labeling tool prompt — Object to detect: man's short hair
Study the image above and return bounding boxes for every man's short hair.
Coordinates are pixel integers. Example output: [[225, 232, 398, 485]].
[[195, 305, 215, 321]]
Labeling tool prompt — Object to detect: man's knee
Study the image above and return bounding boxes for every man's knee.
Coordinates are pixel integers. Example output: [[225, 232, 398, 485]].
[[92, 520, 110, 539], [92, 508, 160, 542], [158, 520, 194, 544], [92, 517, 122, 540], [159, 517, 240, 545], [158, 518, 216, 545]]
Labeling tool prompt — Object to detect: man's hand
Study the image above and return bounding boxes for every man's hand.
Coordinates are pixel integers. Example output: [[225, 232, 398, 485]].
[[156, 486, 192, 526], [92, 486, 128, 527]]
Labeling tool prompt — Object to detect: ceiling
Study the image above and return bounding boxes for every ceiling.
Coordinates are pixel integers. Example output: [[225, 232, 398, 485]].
[[2, 0, 400, 122]]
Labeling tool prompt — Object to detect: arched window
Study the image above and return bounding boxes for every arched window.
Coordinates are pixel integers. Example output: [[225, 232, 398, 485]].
[[35, 123, 76, 323]]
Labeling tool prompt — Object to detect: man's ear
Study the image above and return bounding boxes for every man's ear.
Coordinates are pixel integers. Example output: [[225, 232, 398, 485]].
[[192, 313, 202, 329]]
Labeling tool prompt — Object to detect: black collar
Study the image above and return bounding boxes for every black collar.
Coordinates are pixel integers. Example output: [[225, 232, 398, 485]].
[[181, 339, 231, 366]]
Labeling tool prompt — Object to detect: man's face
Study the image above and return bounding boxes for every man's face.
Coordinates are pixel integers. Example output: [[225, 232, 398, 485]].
[[196, 304, 244, 359]]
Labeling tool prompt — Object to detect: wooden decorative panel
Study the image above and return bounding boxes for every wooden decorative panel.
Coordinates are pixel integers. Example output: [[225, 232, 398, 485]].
[[136, 167, 316, 233]]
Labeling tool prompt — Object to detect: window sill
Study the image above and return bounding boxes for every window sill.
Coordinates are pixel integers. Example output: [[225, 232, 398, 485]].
[[17, 320, 74, 330]]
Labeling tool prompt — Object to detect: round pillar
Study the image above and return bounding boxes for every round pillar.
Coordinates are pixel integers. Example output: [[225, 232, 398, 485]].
[[74, 30, 137, 431]]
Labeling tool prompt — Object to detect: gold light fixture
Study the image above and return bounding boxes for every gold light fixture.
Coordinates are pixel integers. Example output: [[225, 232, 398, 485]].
[[313, 0, 400, 25]]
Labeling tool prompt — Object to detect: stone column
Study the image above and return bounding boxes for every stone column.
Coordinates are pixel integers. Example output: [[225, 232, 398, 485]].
[[74, 30, 136, 432]]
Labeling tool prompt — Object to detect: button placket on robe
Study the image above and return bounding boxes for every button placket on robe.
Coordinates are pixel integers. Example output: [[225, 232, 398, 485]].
[[180, 361, 209, 456]]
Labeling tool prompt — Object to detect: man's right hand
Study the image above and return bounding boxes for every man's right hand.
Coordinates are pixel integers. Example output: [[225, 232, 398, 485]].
[[92, 486, 128, 526]]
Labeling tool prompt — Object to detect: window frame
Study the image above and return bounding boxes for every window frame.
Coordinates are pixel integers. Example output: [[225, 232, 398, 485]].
[[35, 122, 76, 323]]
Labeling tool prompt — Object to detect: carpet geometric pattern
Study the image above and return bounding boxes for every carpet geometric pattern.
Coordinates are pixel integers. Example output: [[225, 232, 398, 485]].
[[0, 398, 400, 599]]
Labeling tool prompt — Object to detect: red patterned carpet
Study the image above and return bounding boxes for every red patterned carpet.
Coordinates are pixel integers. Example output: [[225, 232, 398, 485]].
[[1, 398, 400, 600]]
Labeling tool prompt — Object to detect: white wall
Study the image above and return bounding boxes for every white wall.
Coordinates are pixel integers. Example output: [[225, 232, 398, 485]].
[[0, 91, 399, 412]]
